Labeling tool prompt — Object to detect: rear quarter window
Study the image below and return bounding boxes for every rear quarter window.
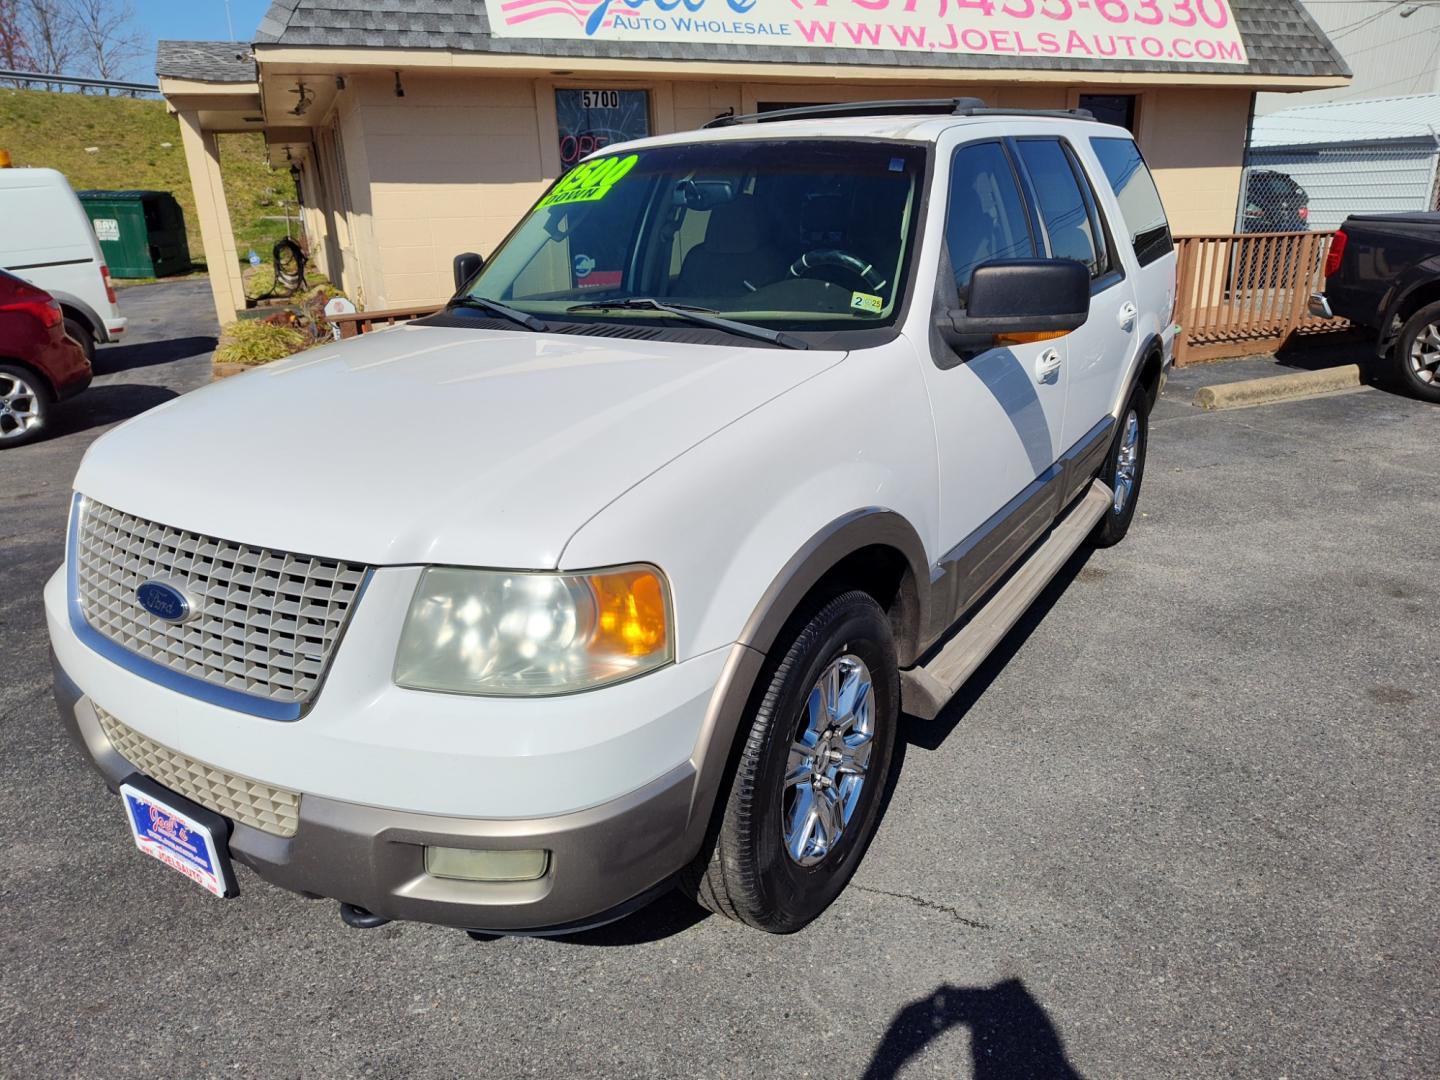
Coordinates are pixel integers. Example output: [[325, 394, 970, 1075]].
[[1090, 138, 1173, 269]]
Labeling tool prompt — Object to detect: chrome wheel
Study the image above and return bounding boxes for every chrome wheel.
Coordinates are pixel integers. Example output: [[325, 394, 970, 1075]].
[[0, 371, 42, 441], [782, 654, 875, 867], [1409, 320, 1440, 386], [1113, 408, 1141, 513]]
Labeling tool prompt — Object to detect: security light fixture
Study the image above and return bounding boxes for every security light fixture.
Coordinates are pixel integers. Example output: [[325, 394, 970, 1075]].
[[289, 83, 314, 116]]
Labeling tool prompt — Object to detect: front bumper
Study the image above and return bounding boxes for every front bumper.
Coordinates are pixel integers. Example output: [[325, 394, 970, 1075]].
[[52, 651, 715, 933]]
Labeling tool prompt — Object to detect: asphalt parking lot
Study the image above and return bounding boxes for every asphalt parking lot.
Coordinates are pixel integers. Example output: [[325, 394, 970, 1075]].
[[1, 281, 1435, 1078]]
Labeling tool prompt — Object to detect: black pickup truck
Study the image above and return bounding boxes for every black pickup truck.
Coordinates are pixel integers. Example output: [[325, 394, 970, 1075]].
[[1312, 212, 1440, 402]]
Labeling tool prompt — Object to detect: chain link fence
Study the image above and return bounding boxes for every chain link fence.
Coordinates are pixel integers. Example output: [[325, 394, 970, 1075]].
[[1239, 141, 1440, 233]]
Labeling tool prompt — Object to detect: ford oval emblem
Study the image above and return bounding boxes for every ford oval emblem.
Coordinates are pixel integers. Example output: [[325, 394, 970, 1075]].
[[136, 580, 194, 623]]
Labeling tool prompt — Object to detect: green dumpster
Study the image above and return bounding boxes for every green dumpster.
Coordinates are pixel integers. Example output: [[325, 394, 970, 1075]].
[[77, 190, 190, 279]]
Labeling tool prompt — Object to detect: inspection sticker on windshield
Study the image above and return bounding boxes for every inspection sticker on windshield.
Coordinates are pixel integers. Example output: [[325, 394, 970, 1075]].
[[538, 154, 639, 209], [851, 291, 884, 315]]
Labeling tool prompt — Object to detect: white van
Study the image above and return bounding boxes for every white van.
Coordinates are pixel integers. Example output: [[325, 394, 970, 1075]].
[[0, 167, 126, 360]]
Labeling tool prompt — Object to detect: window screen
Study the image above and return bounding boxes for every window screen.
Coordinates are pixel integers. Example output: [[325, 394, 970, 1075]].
[[945, 142, 1036, 297], [1015, 139, 1101, 276], [1091, 137, 1173, 267]]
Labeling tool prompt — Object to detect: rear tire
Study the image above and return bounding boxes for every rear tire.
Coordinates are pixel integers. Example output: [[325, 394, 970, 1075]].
[[684, 590, 899, 933], [1390, 301, 1440, 404], [0, 364, 53, 448], [1090, 383, 1150, 548], [64, 317, 96, 366]]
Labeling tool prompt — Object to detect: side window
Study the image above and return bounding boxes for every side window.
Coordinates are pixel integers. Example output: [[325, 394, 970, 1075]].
[[1015, 139, 1102, 277], [945, 141, 1036, 298], [1091, 137, 1173, 268]]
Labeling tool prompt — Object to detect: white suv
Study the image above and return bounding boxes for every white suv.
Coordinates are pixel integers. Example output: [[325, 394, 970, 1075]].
[[47, 100, 1177, 935]]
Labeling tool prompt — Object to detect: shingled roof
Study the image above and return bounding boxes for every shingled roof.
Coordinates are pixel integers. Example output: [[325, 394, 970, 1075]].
[[156, 40, 258, 83], [253, 0, 1348, 79]]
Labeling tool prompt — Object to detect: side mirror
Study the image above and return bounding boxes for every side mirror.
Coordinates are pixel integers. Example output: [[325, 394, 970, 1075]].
[[937, 259, 1090, 352], [453, 252, 484, 293]]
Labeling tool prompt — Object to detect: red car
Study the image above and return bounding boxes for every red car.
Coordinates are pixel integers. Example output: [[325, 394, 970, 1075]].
[[0, 268, 92, 447]]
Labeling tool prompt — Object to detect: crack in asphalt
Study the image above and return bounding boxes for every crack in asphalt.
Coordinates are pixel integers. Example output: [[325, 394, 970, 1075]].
[[852, 885, 991, 930]]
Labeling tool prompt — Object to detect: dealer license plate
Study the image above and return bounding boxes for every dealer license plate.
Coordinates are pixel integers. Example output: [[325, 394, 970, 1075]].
[[119, 776, 238, 898]]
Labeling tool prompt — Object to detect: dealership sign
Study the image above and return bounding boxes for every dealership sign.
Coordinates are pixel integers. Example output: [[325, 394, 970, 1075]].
[[486, 0, 1248, 64]]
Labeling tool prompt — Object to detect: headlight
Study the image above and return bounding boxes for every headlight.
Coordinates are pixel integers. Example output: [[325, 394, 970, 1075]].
[[393, 565, 672, 697]]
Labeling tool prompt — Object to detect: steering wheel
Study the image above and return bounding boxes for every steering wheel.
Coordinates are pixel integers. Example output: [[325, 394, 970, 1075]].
[[788, 249, 888, 293]]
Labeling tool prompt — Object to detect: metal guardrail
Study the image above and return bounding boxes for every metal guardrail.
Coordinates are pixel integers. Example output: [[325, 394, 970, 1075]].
[[1173, 231, 1347, 365], [0, 68, 158, 92], [0, 69, 160, 94]]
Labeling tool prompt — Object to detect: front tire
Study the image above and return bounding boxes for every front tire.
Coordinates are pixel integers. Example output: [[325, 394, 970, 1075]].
[[1091, 383, 1150, 548], [1390, 301, 1440, 404], [0, 364, 52, 448], [685, 590, 899, 933]]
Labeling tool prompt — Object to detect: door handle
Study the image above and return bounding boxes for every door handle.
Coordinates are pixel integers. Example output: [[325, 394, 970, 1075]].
[[1035, 347, 1062, 382], [1118, 302, 1138, 332]]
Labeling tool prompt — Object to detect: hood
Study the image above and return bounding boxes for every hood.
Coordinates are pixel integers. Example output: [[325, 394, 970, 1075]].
[[75, 324, 844, 567]]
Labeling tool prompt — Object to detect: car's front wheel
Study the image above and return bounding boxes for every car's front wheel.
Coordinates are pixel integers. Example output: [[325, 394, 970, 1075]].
[[685, 590, 899, 933], [1391, 300, 1440, 404], [0, 364, 52, 448], [1090, 382, 1151, 548]]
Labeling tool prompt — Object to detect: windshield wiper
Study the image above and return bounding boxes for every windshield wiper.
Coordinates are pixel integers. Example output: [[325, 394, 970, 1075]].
[[449, 295, 549, 332], [565, 298, 809, 350]]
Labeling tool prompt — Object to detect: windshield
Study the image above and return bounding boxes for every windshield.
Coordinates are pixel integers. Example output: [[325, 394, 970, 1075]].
[[463, 140, 927, 335]]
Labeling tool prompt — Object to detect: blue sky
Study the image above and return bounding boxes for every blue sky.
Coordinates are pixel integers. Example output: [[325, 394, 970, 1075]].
[[131, 0, 272, 79]]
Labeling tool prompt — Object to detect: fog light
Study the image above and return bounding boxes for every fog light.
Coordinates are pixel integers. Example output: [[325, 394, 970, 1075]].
[[424, 846, 549, 883]]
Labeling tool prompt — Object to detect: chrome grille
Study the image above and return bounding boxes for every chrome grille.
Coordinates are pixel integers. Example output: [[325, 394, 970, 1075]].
[[74, 498, 368, 707], [95, 704, 301, 837]]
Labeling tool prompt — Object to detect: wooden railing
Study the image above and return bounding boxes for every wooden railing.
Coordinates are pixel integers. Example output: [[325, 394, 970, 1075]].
[[1173, 231, 1346, 365], [331, 303, 443, 339]]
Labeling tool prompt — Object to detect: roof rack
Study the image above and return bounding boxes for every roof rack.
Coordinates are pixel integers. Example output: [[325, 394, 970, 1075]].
[[703, 98, 1095, 129]]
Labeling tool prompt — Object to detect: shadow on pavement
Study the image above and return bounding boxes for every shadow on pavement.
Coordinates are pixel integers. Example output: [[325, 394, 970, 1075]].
[[93, 335, 217, 376], [902, 543, 1093, 753], [863, 979, 1085, 1079], [460, 889, 712, 948], [49, 384, 179, 439], [553, 890, 712, 945], [1273, 328, 1371, 374]]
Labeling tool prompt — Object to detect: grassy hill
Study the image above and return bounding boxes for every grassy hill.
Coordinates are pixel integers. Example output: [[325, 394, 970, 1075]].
[[0, 88, 297, 275]]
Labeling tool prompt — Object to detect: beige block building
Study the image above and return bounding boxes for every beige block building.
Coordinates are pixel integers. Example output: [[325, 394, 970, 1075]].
[[156, 1, 1348, 327]]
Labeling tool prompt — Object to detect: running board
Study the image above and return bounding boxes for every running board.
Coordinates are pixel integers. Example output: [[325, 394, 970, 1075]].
[[900, 479, 1114, 721]]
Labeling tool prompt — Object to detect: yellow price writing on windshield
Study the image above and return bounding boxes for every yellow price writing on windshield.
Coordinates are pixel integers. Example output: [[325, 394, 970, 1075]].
[[538, 154, 639, 209]]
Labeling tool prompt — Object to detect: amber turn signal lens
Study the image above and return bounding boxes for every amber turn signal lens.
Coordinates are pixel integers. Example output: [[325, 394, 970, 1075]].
[[993, 330, 1069, 346], [588, 568, 669, 658]]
